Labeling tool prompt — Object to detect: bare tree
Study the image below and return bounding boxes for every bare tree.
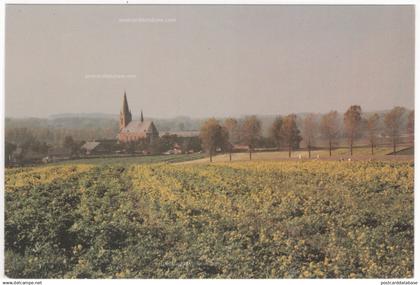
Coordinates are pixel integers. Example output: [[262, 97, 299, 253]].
[[366, 113, 380, 155], [223, 118, 239, 161], [270, 116, 283, 150], [282, 114, 302, 158], [344, 105, 362, 156], [384, 106, 406, 155], [407, 110, 414, 146], [241, 116, 262, 160], [200, 118, 227, 162], [302, 114, 317, 158], [320, 111, 340, 156]]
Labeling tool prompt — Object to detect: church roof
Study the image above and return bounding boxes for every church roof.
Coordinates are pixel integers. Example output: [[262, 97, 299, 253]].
[[120, 120, 154, 134]]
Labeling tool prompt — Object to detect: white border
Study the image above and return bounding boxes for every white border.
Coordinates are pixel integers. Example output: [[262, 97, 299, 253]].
[[0, 1, 417, 285]]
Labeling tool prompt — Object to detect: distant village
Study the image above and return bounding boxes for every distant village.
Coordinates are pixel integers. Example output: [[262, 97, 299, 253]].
[[7, 92, 203, 166], [6, 91, 414, 166]]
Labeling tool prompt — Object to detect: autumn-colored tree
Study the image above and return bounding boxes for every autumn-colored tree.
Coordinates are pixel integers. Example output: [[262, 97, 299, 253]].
[[344, 105, 362, 156], [366, 113, 380, 155], [282, 114, 302, 158], [320, 111, 340, 156], [224, 118, 240, 143], [384, 106, 406, 155], [407, 110, 414, 145], [223, 118, 239, 161], [200, 118, 228, 162], [220, 126, 231, 160], [240, 116, 262, 160], [270, 116, 283, 150], [302, 114, 317, 158]]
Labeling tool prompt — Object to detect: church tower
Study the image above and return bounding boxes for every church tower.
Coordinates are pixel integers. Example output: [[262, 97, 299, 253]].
[[120, 91, 132, 130]]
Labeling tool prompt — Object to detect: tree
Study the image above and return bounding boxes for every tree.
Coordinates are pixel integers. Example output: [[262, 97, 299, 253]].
[[320, 111, 340, 156], [302, 114, 317, 158], [158, 134, 178, 153], [366, 113, 380, 155], [270, 116, 283, 150], [7, 128, 36, 149], [180, 137, 202, 154], [149, 138, 164, 155], [282, 114, 302, 158], [240, 116, 262, 160], [63, 136, 76, 156], [384, 106, 406, 155], [63, 135, 81, 157], [223, 118, 239, 161], [5, 141, 17, 165], [123, 141, 140, 154], [224, 118, 240, 143], [189, 137, 203, 153], [178, 122, 185, 131], [200, 118, 227, 162], [407, 110, 414, 145], [220, 126, 231, 156], [29, 140, 49, 155], [344, 105, 362, 156]]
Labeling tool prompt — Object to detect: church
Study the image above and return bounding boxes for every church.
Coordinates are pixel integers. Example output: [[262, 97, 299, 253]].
[[117, 91, 159, 143]]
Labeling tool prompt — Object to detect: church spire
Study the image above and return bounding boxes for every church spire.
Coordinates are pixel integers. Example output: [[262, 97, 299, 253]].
[[141, 110, 144, 122], [122, 91, 130, 114], [120, 90, 132, 130]]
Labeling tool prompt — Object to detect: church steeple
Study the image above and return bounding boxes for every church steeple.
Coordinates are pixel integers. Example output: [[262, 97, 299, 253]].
[[120, 91, 132, 130]]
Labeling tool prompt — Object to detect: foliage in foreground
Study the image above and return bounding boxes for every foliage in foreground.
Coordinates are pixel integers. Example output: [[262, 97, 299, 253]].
[[5, 161, 414, 278]]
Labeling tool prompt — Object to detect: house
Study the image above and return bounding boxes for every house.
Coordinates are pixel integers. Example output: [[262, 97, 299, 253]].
[[172, 143, 183, 154], [163, 143, 183, 155], [81, 141, 101, 155], [81, 139, 119, 155]]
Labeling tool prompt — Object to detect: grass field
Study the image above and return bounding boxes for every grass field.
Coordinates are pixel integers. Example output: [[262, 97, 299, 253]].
[[51, 153, 207, 166], [181, 146, 412, 164], [5, 159, 414, 278]]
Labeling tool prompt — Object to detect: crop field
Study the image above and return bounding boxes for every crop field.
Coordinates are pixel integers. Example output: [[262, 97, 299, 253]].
[[5, 160, 414, 278]]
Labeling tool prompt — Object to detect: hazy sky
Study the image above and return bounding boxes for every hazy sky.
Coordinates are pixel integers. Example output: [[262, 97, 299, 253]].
[[5, 5, 414, 118]]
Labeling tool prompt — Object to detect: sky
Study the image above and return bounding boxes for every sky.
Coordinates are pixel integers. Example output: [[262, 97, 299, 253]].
[[5, 5, 414, 118]]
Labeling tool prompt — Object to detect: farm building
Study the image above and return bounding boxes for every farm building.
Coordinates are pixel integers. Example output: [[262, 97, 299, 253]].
[[81, 139, 119, 155]]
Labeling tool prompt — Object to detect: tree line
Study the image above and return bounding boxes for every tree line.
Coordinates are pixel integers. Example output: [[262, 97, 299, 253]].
[[5, 105, 414, 164], [199, 106, 414, 161]]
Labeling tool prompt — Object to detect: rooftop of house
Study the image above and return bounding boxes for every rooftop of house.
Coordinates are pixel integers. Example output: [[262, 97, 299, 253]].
[[81, 141, 101, 151], [161, 130, 200, 137]]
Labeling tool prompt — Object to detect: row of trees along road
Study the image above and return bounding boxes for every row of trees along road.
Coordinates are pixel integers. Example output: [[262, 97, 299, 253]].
[[200, 106, 414, 161]]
